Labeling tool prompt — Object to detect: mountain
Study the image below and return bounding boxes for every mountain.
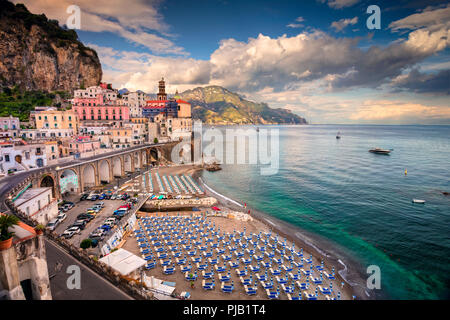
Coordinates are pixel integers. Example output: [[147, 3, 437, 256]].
[[0, 0, 102, 92], [179, 86, 307, 125]]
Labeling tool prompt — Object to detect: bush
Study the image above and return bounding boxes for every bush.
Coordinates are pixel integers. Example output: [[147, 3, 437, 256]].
[[80, 238, 92, 249], [153, 137, 158, 144]]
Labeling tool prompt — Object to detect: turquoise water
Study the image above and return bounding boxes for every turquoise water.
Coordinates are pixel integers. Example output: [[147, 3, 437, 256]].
[[200, 125, 450, 299]]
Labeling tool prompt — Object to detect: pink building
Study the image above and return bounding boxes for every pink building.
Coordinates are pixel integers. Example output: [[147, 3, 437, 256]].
[[72, 104, 130, 121], [62, 136, 101, 155]]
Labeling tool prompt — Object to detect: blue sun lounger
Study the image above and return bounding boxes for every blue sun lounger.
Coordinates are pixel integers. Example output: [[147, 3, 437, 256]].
[[287, 293, 302, 300], [296, 281, 308, 290], [281, 283, 295, 294], [310, 275, 323, 284], [324, 271, 335, 280], [240, 276, 253, 286], [249, 265, 260, 273], [255, 273, 267, 282], [221, 282, 234, 293], [215, 265, 227, 273], [304, 292, 317, 300], [202, 279, 215, 290], [288, 272, 301, 281], [241, 258, 252, 265], [180, 265, 191, 273], [197, 263, 208, 271], [228, 261, 239, 269], [219, 273, 231, 282], [145, 261, 156, 270], [276, 276, 288, 284], [191, 256, 201, 263], [176, 257, 187, 265], [318, 285, 332, 295], [208, 258, 218, 265], [236, 268, 247, 277], [270, 268, 281, 276], [185, 272, 197, 281], [266, 289, 280, 299], [244, 285, 257, 295], [202, 270, 214, 279], [163, 266, 175, 275], [160, 259, 171, 267], [260, 281, 273, 289]]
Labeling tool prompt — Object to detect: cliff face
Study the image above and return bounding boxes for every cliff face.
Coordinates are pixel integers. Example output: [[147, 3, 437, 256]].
[[180, 86, 307, 125], [0, 1, 102, 92]]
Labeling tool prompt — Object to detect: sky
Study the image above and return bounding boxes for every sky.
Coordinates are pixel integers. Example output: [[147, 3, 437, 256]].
[[13, 0, 450, 124]]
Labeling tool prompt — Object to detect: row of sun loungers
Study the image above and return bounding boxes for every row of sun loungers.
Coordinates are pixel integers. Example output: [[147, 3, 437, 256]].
[[134, 215, 340, 299]]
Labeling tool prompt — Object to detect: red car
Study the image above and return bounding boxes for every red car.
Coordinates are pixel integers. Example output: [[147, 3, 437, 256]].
[[119, 204, 131, 210]]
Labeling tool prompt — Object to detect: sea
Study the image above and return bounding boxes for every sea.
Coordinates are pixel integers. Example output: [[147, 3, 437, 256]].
[[199, 124, 450, 299]]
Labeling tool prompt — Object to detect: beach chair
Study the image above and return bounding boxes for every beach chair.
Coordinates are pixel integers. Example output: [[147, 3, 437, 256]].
[[221, 281, 234, 293], [255, 273, 267, 282], [202, 270, 214, 279], [228, 261, 239, 269], [249, 265, 260, 273], [163, 266, 175, 275], [180, 265, 191, 273], [191, 256, 202, 263], [260, 280, 273, 290], [221, 254, 231, 262], [261, 261, 271, 269], [208, 258, 218, 265], [281, 283, 295, 294], [240, 276, 253, 286], [185, 272, 197, 281], [288, 272, 300, 281], [287, 293, 302, 300], [318, 285, 332, 295], [324, 271, 335, 280], [296, 281, 308, 291], [236, 268, 247, 277], [160, 259, 171, 267], [241, 258, 252, 265], [215, 265, 227, 273], [303, 291, 317, 300], [310, 275, 323, 284], [145, 261, 156, 270], [176, 257, 187, 265], [276, 276, 288, 284], [269, 268, 281, 276], [281, 264, 293, 273], [292, 261, 303, 268], [218, 273, 231, 282], [266, 288, 279, 299], [244, 285, 257, 295], [202, 279, 215, 290], [196, 263, 208, 271], [301, 268, 311, 276]]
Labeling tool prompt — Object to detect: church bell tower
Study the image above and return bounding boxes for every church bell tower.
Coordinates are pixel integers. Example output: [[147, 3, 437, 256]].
[[157, 77, 167, 100]]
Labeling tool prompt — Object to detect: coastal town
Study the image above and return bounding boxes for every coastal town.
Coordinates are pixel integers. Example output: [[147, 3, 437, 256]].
[[0, 77, 351, 301]]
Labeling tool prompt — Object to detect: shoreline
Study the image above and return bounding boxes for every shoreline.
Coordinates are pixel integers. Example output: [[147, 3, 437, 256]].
[[193, 169, 382, 300]]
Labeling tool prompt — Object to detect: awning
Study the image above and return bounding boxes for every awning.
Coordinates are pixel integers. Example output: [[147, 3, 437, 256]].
[[99, 248, 146, 276]]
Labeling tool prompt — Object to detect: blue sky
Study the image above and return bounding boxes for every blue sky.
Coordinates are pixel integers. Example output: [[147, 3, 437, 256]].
[[14, 0, 450, 124]]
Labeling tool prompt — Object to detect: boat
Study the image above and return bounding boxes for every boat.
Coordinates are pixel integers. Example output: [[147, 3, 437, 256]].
[[256, 127, 260, 132], [336, 132, 341, 139], [412, 199, 426, 204], [369, 148, 392, 155]]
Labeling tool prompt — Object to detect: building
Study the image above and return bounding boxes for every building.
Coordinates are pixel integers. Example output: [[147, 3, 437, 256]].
[[21, 128, 75, 140], [34, 110, 79, 132], [0, 141, 47, 174], [109, 127, 132, 149], [0, 116, 20, 130], [123, 91, 147, 118], [13, 187, 58, 225], [72, 105, 130, 122], [73, 82, 117, 101], [0, 213, 52, 300], [157, 77, 167, 100], [60, 136, 101, 156]]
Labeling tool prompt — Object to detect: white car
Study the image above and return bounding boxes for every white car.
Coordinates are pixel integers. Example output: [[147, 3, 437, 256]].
[[62, 226, 80, 238], [46, 219, 60, 231], [95, 202, 105, 208], [57, 212, 67, 222]]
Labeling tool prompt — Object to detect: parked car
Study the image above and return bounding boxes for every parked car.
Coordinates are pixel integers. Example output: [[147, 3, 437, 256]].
[[77, 213, 94, 222], [89, 228, 105, 239], [98, 194, 106, 200], [72, 220, 87, 230], [80, 193, 89, 201], [100, 224, 112, 231], [121, 193, 130, 200], [119, 204, 131, 210], [110, 194, 117, 200], [46, 219, 60, 231], [104, 217, 117, 225], [62, 226, 80, 238], [104, 194, 111, 200], [57, 212, 67, 222], [95, 202, 105, 208]]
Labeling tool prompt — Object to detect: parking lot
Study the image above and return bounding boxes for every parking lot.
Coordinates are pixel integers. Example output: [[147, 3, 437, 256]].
[[54, 197, 126, 247]]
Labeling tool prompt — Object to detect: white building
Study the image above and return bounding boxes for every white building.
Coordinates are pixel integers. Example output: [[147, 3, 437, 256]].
[[21, 128, 75, 140], [122, 91, 147, 117], [14, 187, 58, 225], [0, 116, 20, 130], [74, 84, 117, 101], [0, 141, 47, 174]]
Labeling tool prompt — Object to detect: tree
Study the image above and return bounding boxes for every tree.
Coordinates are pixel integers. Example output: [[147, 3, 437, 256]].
[[0, 214, 19, 241], [80, 238, 92, 249], [153, 137, 158, 144]]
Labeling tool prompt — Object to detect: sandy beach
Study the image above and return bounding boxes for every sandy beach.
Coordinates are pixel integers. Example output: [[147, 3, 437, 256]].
[[119, 164, 369, 300]]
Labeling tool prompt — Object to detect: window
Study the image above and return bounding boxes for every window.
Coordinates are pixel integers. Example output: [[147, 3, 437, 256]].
[[5, 154, 10, 162]]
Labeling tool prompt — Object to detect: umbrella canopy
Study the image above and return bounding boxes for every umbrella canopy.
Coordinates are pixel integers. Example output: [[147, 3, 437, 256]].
[[212, 206, 221, 211]]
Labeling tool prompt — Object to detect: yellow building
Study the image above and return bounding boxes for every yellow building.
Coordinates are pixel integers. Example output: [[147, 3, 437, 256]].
[[35, 110, 79, 131]]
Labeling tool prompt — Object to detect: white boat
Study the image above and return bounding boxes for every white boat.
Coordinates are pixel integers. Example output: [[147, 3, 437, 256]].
[[412, 199, 426, 204]]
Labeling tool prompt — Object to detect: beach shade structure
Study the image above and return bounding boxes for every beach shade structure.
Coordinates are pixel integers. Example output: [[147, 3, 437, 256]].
[[236, 268, 248, 277], [163, 266, 175, 275], [318, 285, 332, 295], [255, 273, 267, 282], [212, 206, 221, 211], [281, 283, 295, 294]]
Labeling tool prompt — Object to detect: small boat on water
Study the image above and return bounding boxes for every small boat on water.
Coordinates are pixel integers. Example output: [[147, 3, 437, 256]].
[[412, 199, 426, 204], [336, 132, 341, 139], [369, 148, 392, 155]]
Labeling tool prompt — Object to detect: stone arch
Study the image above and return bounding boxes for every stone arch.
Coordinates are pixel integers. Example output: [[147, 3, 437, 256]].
[[40, 175, 56, 198], [150, 147, 159, 165], [141, 150, 148, 166], [134, 152, 141, 169], [124, 154, 132, 172], [99, 159, 111, 183], [112, 157, 123, 178], [82, 164, 96, 190], [59, 169, 79, 194]]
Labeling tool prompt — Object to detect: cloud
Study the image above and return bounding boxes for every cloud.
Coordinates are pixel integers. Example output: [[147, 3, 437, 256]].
[[12, 0, 187, 55], [349, 100, 450, 123], [287, 16, 305, 28], [391, 69, 450, 94], [331, 17, 358, 32], [389, 4, 450, 31], [318, 0, 360, 9]]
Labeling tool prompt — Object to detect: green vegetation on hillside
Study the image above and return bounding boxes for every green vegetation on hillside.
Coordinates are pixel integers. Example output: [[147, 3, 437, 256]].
[[180, 86, 307, 125], [0, 86, 69, 121]]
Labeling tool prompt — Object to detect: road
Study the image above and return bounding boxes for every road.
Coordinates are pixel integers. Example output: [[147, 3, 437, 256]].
[[45, 239, 133, 300], [0, 143, 163, 212]]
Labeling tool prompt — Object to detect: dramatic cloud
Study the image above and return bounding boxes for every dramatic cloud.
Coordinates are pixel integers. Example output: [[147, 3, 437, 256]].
[[391, 69, 450, 95], [389, 4, 450, 31], [12, 0, 186, 55], [331, 17, 358, 32]]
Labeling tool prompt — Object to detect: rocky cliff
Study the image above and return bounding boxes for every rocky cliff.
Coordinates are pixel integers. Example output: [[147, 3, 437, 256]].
[[0, 0, 102, 92], [180, 86, 307, 125]]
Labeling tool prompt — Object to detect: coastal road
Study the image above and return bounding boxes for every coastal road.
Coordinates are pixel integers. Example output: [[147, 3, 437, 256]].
[[45, 238, 133, 300]]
